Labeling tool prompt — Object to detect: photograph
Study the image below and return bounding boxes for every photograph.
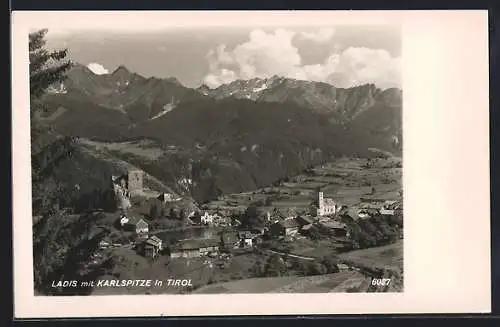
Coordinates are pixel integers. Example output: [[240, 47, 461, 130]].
[[29, 21, 403, 296]]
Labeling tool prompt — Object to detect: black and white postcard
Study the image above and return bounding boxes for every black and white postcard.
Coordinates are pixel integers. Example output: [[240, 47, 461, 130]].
[[12, 10, 491, 318]]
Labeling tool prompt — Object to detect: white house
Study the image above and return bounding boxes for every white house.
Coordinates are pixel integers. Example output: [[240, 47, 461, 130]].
[[157, 192, 181, 203], [243, 238, 253, 247], [337, 263, 350, 271], [200, 211, 225, 225], [201, 212, 214, 225], [380, 208, 395, 215], [358, 211, 370, 219], [119, 215, 129, 227], [136, 219, 149, 236]]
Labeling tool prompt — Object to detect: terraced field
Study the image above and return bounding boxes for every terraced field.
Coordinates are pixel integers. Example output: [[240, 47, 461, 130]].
[[338, 240, 403, 272], [204, 156, 402, 215]]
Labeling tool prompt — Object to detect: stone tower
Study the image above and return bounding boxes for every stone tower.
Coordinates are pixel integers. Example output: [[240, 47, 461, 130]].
[[127, 169, 143, 192]]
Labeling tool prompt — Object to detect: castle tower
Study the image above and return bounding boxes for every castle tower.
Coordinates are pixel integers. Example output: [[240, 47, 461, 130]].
[[127, 169, 143, 192]]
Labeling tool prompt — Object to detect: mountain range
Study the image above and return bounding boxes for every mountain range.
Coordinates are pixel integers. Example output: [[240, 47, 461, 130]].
[[36, 63, 402, 203], [197, 76, 389, 122]]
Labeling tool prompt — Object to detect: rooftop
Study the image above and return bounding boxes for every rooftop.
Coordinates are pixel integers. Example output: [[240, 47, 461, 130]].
[[238, 231, 254, 239], [320, 220, 347, 229], [323, 198, 336, 206], [359, 202, 382, 209], [136, 218, 149, 227], [171, 238, 220, 251], [145, 236, 162, 247], [278, 218, 301, 229], [360, 198, 387, 203], [295, 215, 314, 225], [149, 235, 162, 243]]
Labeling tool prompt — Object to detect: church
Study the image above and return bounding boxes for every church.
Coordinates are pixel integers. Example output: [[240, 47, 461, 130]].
[[312, 191, 339, 217]]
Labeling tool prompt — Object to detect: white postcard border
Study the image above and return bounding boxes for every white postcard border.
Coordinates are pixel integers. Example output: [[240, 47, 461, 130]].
[[12, 10, 491, 318]]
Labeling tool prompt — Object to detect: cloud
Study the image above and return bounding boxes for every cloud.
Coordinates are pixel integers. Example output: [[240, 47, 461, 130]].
[[87, 63, 109, 75], [204, 68, 238, 88], [299, 27, 335, 43], [203, 28, 401, 90]]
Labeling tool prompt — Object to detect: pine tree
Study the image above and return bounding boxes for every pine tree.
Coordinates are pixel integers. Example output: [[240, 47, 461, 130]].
[[29, 29, 72, 105], [30, 29, 109, 295]]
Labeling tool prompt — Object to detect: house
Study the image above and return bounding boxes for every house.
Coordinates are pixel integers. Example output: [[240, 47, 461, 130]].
[[383, 200, 398, 208], [358, 208, 380, 218], [337, 263, 350, 271], [157, 192, 181, 203], [220, 231, 240, 249], [319, 220, 348, 237], [99, 240, 111, 249], [251, 226, 266, 235], [139, 236, 163, 258], [201, 211, 214, 225], [194, 211, 225, 226], [242, 238, 253, 248], [260, 211, 272, 223], [213, 215, 231, 227], [295, 215, 315, 229], [188, 212, 202, 225], [237, 231, 254, 248], [269, 207, 288, 223], [169, 238, 220, 259], [380, 200, 400, 215], [135, 219, 149, 236], [360, 198, 386, 205], [119, 215, 129, 228], [270, 217, 301, 237], [359, 202, 382, 210], [380, 208, 395, 215], [193, 210, 231, 226], [340, 207, 373, 220]]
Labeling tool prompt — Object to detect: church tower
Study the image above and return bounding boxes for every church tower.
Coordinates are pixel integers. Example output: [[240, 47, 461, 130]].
[[318, 191, 324, 215]]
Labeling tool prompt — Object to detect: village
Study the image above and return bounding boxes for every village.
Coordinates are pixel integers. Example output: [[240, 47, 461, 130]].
[[88, 155, 403, 293]]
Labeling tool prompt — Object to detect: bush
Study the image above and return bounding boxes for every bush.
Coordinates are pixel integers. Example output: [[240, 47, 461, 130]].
[[150, 218, 183, 230], [321, 256, 339, 273], [307, 262, 327, 276]]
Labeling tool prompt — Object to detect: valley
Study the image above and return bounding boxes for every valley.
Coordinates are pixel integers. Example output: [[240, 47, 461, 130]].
[[53, 145, 403, 295], [32, 62, 404, 295]]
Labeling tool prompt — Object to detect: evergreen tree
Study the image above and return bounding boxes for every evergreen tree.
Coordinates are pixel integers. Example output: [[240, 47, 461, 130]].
[[29, 28, 72, 105], [29, 29, 110, 295]]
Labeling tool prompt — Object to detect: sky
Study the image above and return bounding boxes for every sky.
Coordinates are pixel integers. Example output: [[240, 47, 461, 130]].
[[44, 25, 401, 90]]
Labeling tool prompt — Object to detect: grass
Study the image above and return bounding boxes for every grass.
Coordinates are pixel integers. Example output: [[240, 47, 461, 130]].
[[193, 271, 369, 293], [88, 156, 403, 295], [80, 139, 166, 160], [90, 249, 270, 295], [338, 240, 403, 272], [206, 156, 402, 215]]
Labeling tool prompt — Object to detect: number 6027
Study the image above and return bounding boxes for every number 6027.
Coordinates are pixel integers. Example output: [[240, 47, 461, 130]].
[[371, 278, 391, 286]]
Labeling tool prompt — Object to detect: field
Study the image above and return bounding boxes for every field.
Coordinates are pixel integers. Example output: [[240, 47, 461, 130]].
[[289, 239, 346, 259], [84, 153, 403, 295], [203, 156, 402, 215], [79, 138, 166, 160], [193, 270, 370, 293], [338, 240, 403, 272], [89, 249, 269, 295]]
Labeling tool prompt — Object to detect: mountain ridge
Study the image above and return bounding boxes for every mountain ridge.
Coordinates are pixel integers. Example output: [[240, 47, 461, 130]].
[[37, 62, 402, 203], [196, 75, 400, 122]]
